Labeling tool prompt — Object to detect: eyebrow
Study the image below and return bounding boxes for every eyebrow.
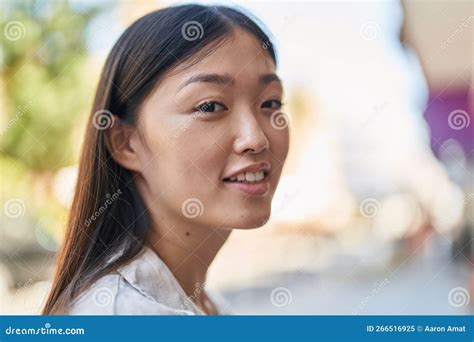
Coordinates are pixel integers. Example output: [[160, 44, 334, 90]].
[[259, 73, 281, 85], [177, 73, 282, 92]]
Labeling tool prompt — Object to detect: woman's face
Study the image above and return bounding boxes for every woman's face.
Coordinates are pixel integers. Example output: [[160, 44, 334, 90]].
[[133, 30, 289, 230]]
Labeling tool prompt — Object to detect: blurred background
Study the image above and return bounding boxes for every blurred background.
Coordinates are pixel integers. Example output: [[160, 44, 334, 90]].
[[1, 0, 472, 315]]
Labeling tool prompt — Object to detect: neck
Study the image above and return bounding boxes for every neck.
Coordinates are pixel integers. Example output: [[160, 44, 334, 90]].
[[146, 215, 231, 307]]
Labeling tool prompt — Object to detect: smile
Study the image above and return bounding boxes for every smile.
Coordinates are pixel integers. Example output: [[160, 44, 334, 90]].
[[223, 171, 270, 196]]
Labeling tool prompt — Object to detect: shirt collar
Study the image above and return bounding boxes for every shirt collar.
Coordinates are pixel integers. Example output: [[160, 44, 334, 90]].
[[116, 246, 206, 315]]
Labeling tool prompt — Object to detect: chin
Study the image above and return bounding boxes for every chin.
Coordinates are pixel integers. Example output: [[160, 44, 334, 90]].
[[226, 209, 271, 229]]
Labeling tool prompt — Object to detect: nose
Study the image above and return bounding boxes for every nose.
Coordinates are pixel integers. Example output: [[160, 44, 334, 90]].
[[233, 111, 270, 155]]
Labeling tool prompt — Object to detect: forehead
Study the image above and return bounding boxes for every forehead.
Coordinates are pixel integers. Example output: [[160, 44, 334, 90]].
[[168, 30, 276, 85]]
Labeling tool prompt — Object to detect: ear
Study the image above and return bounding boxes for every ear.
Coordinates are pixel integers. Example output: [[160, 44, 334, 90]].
[[105, 119, 144, 172]]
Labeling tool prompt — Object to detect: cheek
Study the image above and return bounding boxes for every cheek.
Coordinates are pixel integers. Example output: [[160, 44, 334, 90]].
[[268, 127, 290, 164], [159, 121, 230, 200], [171, 129, 233, 222], [179, 123, 227, 171]]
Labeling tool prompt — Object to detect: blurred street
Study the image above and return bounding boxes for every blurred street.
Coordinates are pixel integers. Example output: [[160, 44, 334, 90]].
[[1, 0, 472, 315], [221, 236, 472, 315]]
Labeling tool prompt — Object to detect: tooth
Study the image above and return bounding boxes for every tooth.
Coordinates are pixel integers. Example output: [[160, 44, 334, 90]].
[[245, 172, 256, 181], [255, 171, 264, 181], [230, 177, 237, 181], [237, 173, 245, 181]]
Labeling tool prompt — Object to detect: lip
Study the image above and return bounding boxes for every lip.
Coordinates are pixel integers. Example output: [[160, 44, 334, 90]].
[[222, 161, 271, 180], [222, 161, 271, 196], [224, 180, 270, 196]]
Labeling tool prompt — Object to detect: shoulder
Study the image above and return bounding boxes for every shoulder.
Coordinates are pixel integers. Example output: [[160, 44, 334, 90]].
[[67, 273, 196, 315]]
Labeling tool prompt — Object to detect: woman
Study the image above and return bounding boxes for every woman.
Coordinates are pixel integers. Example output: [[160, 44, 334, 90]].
[[42, 4, 289, 315]]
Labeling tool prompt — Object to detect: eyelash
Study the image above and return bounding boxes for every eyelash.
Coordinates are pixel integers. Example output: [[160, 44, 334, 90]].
[[193, 99, 283, 114], [194, 101, 228, 113], [261, 99, 283, 110]]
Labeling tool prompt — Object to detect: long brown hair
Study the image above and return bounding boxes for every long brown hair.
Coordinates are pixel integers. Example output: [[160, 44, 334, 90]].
[[42, 4, 277, 314]]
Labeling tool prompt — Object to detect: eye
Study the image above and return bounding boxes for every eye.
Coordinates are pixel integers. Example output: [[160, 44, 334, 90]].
[[261, 99, 283, 110], [194, 101, 227, 113]]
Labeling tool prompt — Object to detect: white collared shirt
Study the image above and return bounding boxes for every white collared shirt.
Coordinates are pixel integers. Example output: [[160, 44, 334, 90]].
[[68, 247, 231, 315]]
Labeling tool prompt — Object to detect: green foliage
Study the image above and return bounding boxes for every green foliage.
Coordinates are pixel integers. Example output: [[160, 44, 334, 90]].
[[1, 0, 106, 171]]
